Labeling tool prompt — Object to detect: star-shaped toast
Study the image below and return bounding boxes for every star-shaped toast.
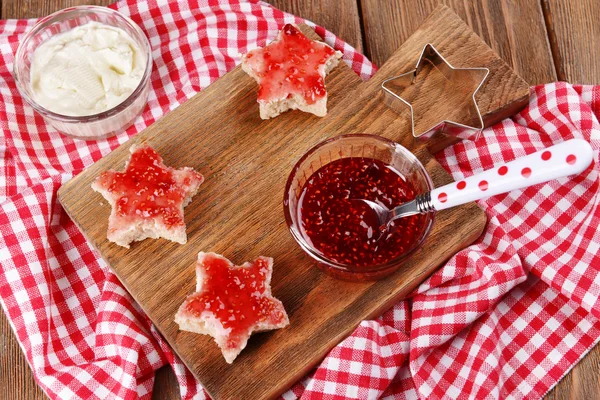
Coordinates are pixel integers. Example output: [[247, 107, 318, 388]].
[[241, 23, 342, 119], [175, 252, 289, 364], [91, 144, 204, 248]]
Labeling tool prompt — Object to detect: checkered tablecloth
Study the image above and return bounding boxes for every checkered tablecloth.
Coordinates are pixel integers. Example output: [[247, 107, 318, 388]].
[[1, 1, 599, 399]]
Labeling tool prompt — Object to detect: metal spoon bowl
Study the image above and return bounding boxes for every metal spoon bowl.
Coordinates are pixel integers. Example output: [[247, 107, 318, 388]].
[[357, 139, 593, 232]]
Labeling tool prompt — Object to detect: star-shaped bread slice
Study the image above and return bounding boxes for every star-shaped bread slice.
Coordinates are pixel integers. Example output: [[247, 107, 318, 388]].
[[91, 144, 204, 248], [175, 252, 289, 364], [241, 23, 342, 119]]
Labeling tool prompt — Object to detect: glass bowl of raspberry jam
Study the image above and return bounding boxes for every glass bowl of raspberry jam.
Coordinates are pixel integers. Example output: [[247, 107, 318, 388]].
[[284, 134, 434, 281]]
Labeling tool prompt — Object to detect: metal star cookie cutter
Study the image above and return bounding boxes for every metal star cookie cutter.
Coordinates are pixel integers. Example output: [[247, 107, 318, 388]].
[[381, 44, 489, 142]]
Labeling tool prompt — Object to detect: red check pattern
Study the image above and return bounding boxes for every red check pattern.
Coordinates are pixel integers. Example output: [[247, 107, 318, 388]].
[[0, 1, 599, 399]]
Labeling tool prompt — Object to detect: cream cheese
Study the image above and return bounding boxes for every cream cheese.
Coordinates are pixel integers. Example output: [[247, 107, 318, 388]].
[[30, 21, 146, 116]]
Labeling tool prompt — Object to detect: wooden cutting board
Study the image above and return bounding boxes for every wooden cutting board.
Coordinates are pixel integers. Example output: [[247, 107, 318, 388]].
[[58, 5, 529, 399]]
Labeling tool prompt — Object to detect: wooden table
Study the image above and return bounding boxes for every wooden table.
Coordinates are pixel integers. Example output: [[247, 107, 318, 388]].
[[1, 1, 598, 399]]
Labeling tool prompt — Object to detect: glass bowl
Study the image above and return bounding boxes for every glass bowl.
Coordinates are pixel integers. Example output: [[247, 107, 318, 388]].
[[283, 134, 435, 281], [13, 6, 152, 140]]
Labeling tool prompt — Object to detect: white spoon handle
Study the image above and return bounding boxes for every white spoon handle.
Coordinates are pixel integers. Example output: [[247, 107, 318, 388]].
[[430, 139, 594, 211]]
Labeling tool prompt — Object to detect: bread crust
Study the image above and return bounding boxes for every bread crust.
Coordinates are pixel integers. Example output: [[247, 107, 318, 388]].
[[175, 252, 289, 363], [241, 24, 342, 119], [91, 144, 203, 248]]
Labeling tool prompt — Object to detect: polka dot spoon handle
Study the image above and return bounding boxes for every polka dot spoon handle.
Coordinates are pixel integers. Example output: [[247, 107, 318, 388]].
[[430, 139, 594, 211]]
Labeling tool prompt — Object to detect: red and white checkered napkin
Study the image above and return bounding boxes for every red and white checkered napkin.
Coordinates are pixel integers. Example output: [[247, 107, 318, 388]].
[[0, 0, 599, 398]]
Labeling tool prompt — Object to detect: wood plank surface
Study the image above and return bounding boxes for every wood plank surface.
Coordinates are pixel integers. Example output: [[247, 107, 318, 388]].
[[542, 0, 600, 84], [360, 0, 557, 85], [1, 1, 599, 400], [540, 7, 600, 398], [268, 0, 364, 53], [2, 0, 110, 19], [545, 344, 600, 400], [0, 329, 46, 400]]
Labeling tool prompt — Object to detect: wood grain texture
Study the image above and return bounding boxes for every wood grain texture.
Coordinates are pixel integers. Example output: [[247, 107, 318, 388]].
[[360, 0, 557, 85], [151, 366, 180, 400], [268, 0, 364, 53], [57, 11, 533, 398], [2, 0, 110, 19], [545, 343, 600, 400], [542, 0, 600, 84], [0, 320, 46, 400]]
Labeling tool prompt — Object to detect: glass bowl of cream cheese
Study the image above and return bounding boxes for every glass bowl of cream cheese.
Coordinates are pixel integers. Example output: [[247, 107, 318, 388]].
[[13, 6, 152, 140]]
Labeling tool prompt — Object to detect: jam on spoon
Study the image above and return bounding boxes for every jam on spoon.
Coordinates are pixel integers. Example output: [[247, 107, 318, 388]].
[[298, 157, 425, 267]]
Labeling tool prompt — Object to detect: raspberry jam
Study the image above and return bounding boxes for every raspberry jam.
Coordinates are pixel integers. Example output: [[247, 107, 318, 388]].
[[96, 146, 199, 228], [184, 255, 286, 349], [298, 158, 425, 268], [246, 24, 335, 104]]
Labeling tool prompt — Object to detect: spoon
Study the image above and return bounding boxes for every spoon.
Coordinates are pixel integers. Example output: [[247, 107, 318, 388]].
[[359, 139, 594, 230]]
